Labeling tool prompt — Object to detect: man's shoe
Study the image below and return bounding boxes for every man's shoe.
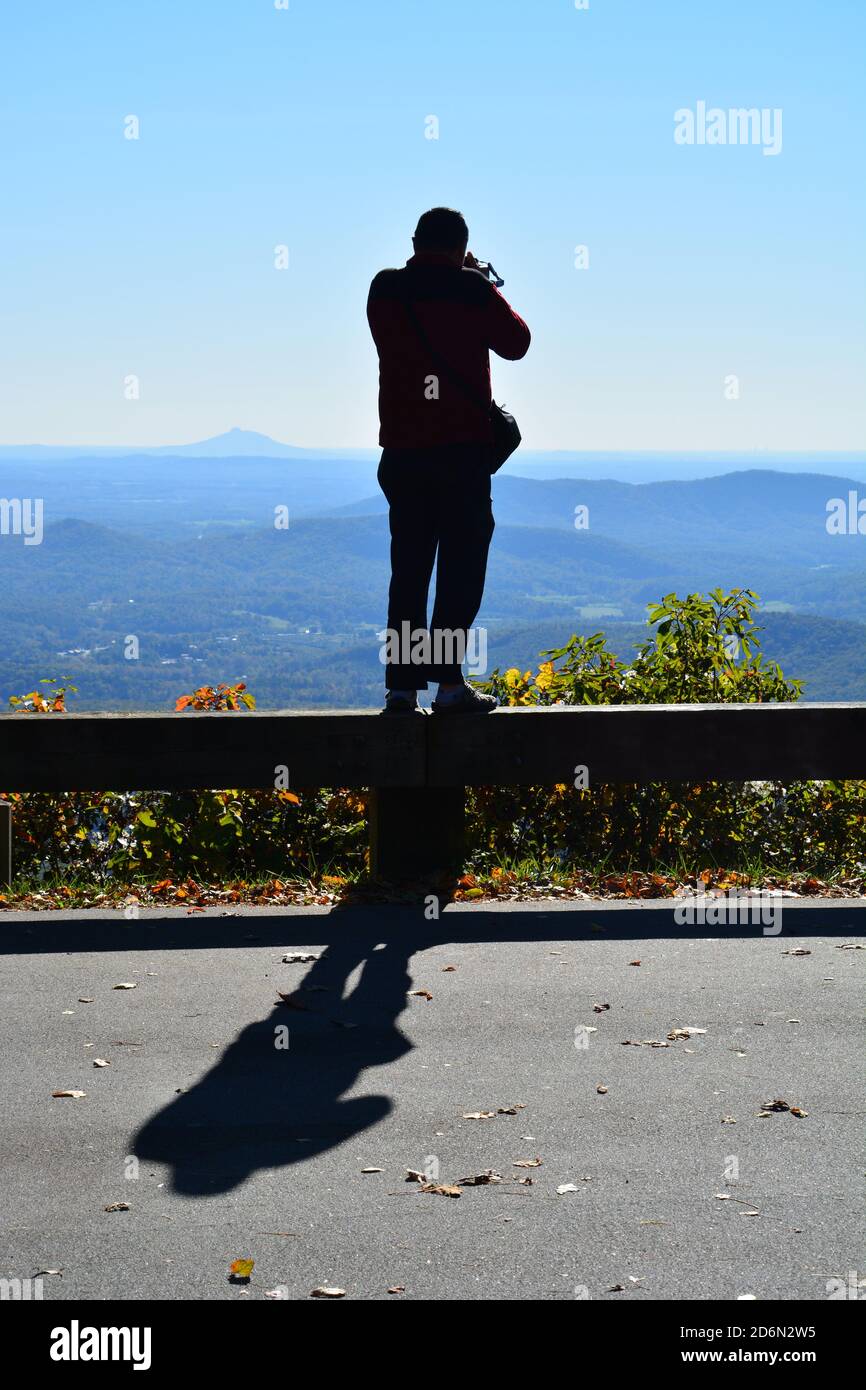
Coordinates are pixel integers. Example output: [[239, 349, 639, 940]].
[[382, 690, 421, 715], [431, 684, 498, 715]]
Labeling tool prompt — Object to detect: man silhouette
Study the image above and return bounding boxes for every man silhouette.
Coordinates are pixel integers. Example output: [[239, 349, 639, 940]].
[[367, 207, 531, 714]]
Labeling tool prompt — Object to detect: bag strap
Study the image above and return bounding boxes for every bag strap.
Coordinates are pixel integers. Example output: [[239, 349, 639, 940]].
[[401, 287, 490, 415]]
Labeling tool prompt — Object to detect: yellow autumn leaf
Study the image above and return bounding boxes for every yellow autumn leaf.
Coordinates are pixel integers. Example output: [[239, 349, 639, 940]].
[[535, 661, 555, 690], [230, 1258, 254, 1278]]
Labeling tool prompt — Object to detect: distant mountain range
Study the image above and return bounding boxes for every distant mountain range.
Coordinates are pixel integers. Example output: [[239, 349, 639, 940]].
[[0, 427, 378, 461], [0, 429, 863, 483], [1, 443, 864, 709]]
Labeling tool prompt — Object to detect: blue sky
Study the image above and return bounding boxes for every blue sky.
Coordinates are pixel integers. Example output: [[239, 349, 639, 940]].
[[0, 0, 863, 450]]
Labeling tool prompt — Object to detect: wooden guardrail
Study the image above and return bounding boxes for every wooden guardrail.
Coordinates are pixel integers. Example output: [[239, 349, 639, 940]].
[[1, 703, 865, 882]]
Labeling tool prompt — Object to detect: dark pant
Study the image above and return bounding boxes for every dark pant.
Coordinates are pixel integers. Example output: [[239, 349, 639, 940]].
[[378, 444, 495, 690]]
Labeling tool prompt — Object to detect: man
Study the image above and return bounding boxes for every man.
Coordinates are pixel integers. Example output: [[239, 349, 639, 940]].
[[367, 206, 531, 714]]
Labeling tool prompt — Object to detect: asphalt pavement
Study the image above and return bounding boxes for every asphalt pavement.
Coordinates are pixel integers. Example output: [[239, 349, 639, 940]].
[[1, 899, 863, 1301]]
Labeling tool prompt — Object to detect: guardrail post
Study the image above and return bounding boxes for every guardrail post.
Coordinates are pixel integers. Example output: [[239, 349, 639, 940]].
[[368, 786, 465, 880], [0, 801, 12, 888]]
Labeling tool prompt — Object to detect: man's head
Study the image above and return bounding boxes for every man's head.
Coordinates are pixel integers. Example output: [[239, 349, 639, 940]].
[[412, 207, 469, 266]]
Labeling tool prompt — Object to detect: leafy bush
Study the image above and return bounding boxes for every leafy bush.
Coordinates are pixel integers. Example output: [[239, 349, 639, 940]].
[[3, 591, 864, 886]]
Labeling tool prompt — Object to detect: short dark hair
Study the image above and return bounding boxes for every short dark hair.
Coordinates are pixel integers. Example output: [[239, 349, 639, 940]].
[[413, 206, 469, 252]]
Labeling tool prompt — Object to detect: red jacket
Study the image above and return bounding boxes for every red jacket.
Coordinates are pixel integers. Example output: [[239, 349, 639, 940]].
[[367, 251, 531, 449]]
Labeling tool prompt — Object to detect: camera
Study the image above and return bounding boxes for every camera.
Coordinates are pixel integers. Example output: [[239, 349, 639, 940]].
[[474, 260, 504, 288]]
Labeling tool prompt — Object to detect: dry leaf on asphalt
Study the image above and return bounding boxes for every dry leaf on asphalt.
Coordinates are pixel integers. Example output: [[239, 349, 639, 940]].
[[310, 1286, 346, 1298], [78, 997, 94, 1004], [409, 989, 433, 1001], [93, 1058, 110, 1068], [441, 966, 457, 972], [463, 1111, 496, 1120], [113, 982, 137, 990], [721, 1116, 737, 1124], [782, 948, 811, 957], [419, 1182, 461, 1197], [405, 1170, 426, 1183], [790, 1106, 809, 1118], [667, 1027, 707, 1040], [459, 1171, 503, 1186], [496, 1104, 526, 1115], [629, 960, 641, 966], [276, 992, 310, 1010], [104, 1202, 130, 1212], [361, 1166, 383, 1174], [387, 1285, 406, 1294], [513, 1158, 542, 1169], [229, 1258, 255, 1280], [593, 1003, 611, 1013], [596, 1084, 609, 1094], [763, 1098, 791, 1112], [557, 1183, 581, 1195], [52, 1090, 86, 1099], [837, 943, 865, 950]]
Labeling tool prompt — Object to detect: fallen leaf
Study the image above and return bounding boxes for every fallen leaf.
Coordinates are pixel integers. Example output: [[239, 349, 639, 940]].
[[763, 1098, 790, 1112], [608, 1283, 626, 1292], [229, 1258, 255, 1280], [441, 966, 457, 972], [593, 1003, 611, 1013], [405, 1170, 426, 1183], [52, 1090, 86, 1099], [387, 1285, 405, 1294], [782, 948, 811, 957], [596, 1084, 608, 1094], [78, 997, 94, 1004], [34, 1269, 63, 1277], [459, 1171, 502, 1186], [310, 1286, 346, 1298], [557, 1183, 581, 1195], [837, 943, 866, 950], [104, 1202, 130, 1212], [276, 991, 309, 1010], [419, 1183, 461, 1197], [264, 1288, 287, 1299], [513, 1158, 542, 1169], [361, 1166, 383, 1174], [721, 1116, 737, 1124], [113, 982, 137, 990], [790, 1106, 809, 1118], [714, 1193, 732, 1201], [496, 1104, 526, 1115], [629, 960, 641, 966], [409, 989, 433, 1001], [93, 1058, 110, 1068], [667, 1026, 707, 1040], [463, 1111, 496, 1121]]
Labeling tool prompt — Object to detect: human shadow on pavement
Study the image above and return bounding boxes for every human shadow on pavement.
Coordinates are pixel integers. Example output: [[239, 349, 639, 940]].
[[133, 922, 419, 1196]]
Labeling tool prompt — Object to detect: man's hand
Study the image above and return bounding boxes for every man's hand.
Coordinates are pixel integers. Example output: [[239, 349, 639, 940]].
[[463, 250, 480, 269]]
